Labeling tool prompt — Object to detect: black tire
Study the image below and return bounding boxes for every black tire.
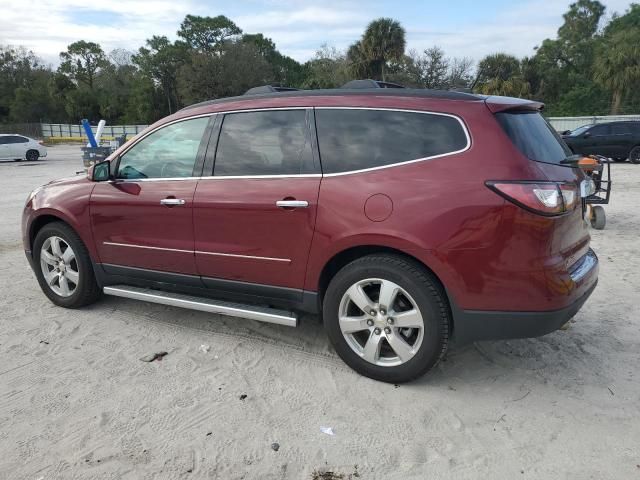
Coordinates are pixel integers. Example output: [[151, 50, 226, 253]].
[[590, 205, 606, 230], [323, 254, 450, 383], [26, 149, 40, 161], [630, 146, 640, 164], [33, 222, 101, 308]]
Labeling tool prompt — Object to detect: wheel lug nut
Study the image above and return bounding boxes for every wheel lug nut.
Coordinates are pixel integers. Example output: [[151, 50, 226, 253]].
[[366, 319, 374, 327], [369, 310, 376, 316], [384, 327, 391, 334], [380, 308, 386, 315], [387, 318, 394, 325], [374, 327, 381, 335]]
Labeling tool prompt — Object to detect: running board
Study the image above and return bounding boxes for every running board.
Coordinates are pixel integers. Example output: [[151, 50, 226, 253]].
[[103, 285, 298, 327]]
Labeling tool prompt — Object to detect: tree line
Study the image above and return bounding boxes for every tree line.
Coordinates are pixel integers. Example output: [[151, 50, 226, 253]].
[[1, 0, 639, 126]]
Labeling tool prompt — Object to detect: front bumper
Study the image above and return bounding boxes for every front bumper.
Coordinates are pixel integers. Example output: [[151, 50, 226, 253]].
[[451, 249, 598, 344]]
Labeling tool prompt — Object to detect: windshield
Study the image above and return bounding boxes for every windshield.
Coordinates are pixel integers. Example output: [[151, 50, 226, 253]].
[[496, 111, 572, 165], [568, 125, 591, 137]]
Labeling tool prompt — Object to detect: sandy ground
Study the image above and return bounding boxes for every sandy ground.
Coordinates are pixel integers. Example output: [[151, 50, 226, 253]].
[[0, 145, 639, 480]]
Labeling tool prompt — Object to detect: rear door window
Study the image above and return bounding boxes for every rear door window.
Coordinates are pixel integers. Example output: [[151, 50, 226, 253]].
[[611, 123, 631, 135], [214, 110, 314, 176], [315, 109, 468, 174], [496, 111, 572, 165]]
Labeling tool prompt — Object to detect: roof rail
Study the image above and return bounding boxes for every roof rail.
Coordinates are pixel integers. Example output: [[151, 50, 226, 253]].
[[244, 85, 300, 95], [341, 79, 405, 89]]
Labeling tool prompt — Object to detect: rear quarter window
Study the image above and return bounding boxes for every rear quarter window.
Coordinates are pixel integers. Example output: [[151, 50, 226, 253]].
[[496, 111, 572, 165], [315, 109, 469, 174]]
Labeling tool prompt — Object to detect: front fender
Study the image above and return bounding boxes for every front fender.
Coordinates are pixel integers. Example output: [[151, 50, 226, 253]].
[[23, 179, 97, 260]]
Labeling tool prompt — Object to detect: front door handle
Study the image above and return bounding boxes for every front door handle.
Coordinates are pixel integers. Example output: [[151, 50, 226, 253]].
[[276, 200, 309, 208], [160, 198, 186, 206]]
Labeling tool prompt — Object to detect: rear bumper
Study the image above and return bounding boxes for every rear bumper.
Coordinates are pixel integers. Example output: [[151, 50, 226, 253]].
[[451, 249, 598, 344], [452, 281, 597, 344]]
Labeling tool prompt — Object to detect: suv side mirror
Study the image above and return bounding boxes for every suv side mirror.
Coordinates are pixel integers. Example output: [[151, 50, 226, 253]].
[[583, 132, 591, 138], [92, 160, 111, 182]]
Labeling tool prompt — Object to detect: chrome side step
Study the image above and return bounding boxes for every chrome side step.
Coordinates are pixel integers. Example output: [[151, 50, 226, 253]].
[[103, 285, 298, 327]]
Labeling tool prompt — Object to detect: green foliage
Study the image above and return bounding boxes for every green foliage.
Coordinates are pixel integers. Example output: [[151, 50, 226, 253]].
[[178, 15, 242, 52], [347, 18, 406, 81], [178, 41, 274, 104], [594, 7, 640, 113], [58, 41, 109, 88], [475, 53, 530, 97], [302, 45, 352, 89], [133, 36, 187, 115]]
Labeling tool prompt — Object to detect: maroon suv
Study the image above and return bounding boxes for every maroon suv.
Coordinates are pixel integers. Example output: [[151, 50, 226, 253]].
[[22, 88, 598, 382]]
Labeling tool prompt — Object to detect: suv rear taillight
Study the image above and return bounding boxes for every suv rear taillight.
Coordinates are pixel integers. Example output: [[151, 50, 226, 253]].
[[486, 181, 578, 216]]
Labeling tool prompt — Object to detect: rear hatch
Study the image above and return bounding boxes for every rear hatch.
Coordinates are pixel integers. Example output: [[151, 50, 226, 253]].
[[490, 103, 591, 274]]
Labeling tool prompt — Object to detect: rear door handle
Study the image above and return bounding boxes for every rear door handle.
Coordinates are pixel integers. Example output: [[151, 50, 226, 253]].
[[160, 198, 186, 206], [276, 200, 309, 208]]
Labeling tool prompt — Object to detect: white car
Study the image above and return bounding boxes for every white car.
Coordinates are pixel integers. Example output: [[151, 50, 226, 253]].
[[0, 134, 47, 161]]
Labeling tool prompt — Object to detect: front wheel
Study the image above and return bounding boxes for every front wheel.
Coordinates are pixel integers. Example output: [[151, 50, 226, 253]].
[[630, 146, 640, 164], [26, 149, 40, 161], [33, 222, 101, 308], [323, 254, 450, 383]]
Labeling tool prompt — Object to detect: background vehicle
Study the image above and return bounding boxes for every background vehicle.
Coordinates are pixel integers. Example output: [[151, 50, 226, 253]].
[[561, 121, 640, 162], [22, 88, 598, 383], [0, 134, 47, 161]]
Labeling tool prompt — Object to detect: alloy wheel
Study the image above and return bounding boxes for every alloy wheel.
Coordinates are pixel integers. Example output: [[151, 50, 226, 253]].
[[39, 236, 79, 297], [338, 278, 425, 367]]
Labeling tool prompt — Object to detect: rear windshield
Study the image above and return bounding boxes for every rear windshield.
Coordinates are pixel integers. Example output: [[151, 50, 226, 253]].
[[496, 111, 572, 165]]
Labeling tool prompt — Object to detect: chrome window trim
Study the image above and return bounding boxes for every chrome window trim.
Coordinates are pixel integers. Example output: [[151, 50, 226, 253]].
[[315, 106, 472, 177], [103, 241, 291, 263], [200, 173, 322, 180], [111, 106, 471, 180], [108, 177, 200, 183], [108, 174, 322, 183]]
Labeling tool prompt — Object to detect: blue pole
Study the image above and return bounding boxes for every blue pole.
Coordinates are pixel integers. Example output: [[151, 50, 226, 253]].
[[82, 119, 98, 148]]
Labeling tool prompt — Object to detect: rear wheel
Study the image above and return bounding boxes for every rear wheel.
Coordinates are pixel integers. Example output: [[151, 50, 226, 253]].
[[630, 146, 640, 164], [323, 254, 449, 383], [26, 149, 40, 161], [33, 222, 101, 308]]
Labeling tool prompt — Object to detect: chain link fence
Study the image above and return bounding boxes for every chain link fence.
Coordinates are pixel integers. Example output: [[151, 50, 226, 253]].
[[40, 123, 148, 140], [0, 123, 43, 138]]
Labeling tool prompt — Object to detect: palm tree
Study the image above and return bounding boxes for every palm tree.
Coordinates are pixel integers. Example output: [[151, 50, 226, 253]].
[[594, 29, 640, 114], [360, 18, 406, 81], [474, 53, 531, 97]]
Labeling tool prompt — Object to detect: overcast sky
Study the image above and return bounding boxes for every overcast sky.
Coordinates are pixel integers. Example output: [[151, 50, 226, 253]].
[[0, 0, 634, 66]]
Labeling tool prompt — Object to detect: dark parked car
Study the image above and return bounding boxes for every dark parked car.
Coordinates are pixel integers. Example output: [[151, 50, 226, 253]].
[[22, 88, 598, 383], [561, 121, 640, 162]]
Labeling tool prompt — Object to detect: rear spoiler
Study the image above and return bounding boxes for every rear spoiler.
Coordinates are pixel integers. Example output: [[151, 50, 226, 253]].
[[483, 95, 544, 113]]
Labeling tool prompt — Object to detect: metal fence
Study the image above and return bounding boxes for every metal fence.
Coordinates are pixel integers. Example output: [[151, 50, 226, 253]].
[[547, 114, 640, 132], [0, 123, 42, 138], [40, 123, 149, 139]]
